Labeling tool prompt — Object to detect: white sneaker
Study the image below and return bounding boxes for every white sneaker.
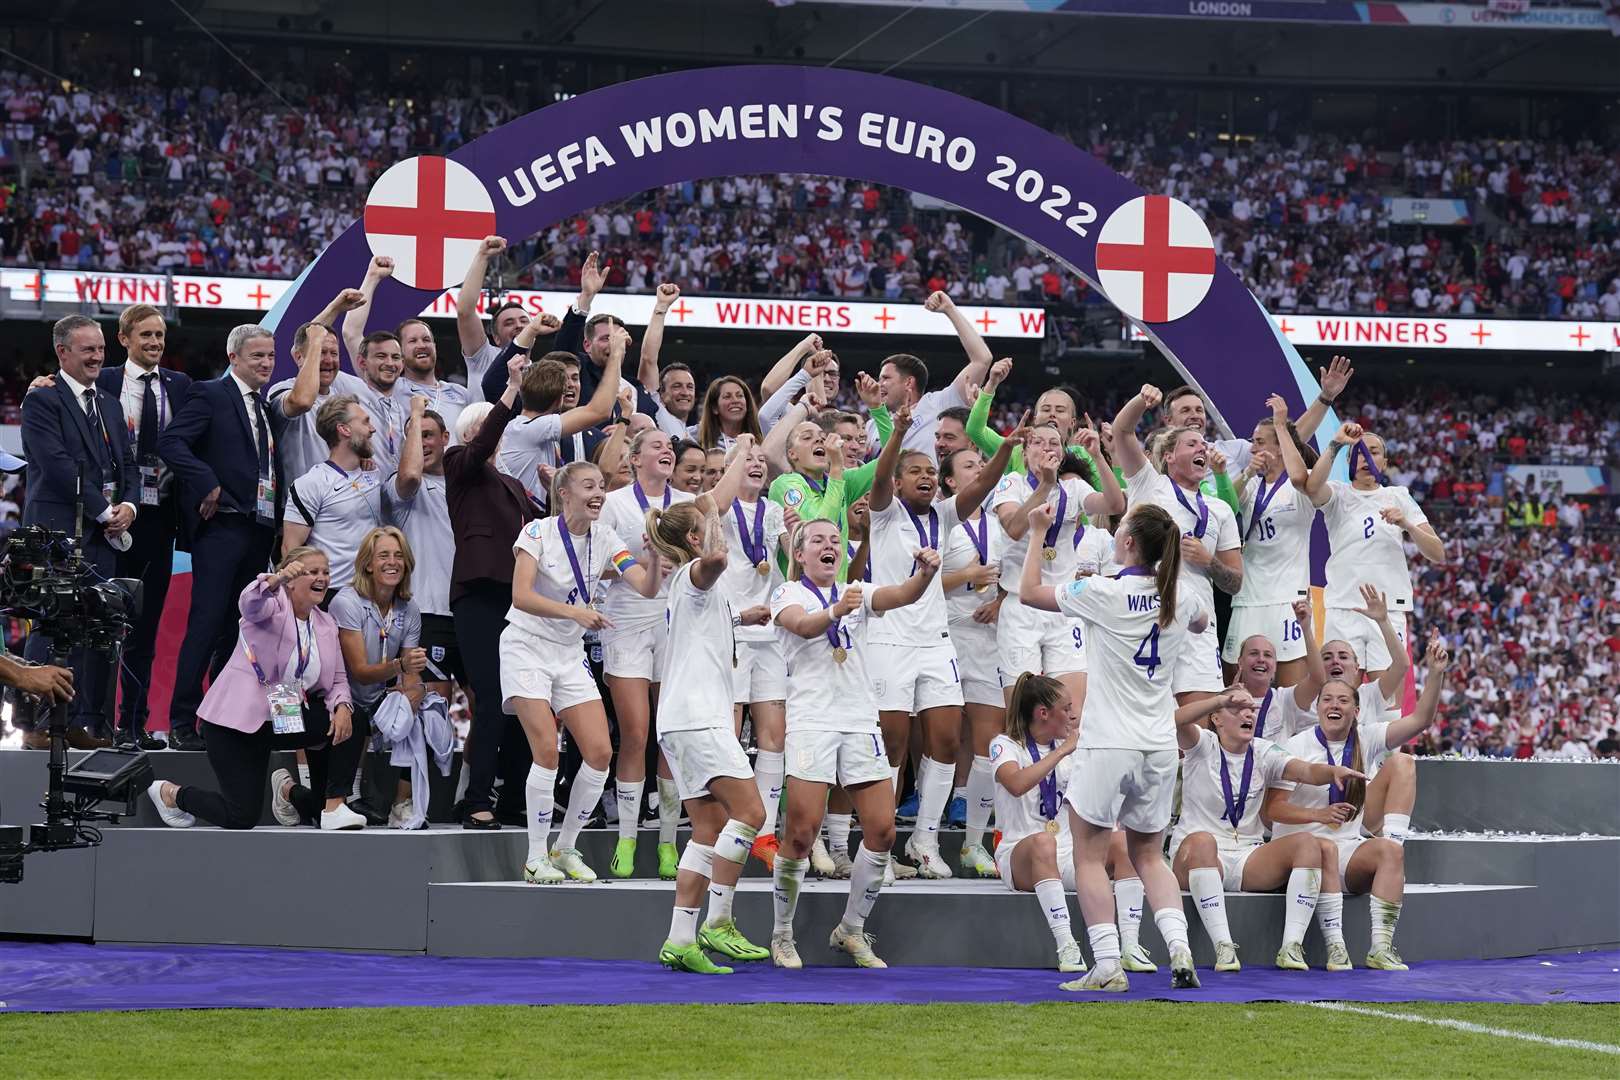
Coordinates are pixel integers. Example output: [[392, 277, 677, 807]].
[[1214, 940, 1241, 973], [389, 799, 422, 829], [809, 837, 836, 876], [1170, 945, 1201, 989], [890, 859, 918, 880], [830, 850, 854, 879], [551, 847, 598, 882], [771, 932, 802, 969], [320, 804, 366, 831], [1057, 940, 1087, 973], [828, 923, 887, 968], [147, 780, 194, 828], [959, 843, 998, 878], [524, 853, 565, 884], [904, 835, 953, 879], [268, 768, 299, 827], [1060, 961, 1128, 993], [1122, 941, 1158, 973]]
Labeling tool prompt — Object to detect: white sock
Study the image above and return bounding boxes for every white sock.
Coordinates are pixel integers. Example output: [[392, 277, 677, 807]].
[[296, 762, 311, 789], [889, 764, 902, 802], [1034, 878, 1075, 948], [841, 843, 889, 930], [952, 784, 967, 802], [668, 905, 700, 948], [707, 880, 737, 928], [1283, 867, 1321, 947], [557, 763, 608, 851], [1371, 895, 1402, 952], [754, 750, 784, 836], [773, 856, 808, 934], [1188, 866, 1232, 946], [1317, 892, 1346, 948], [1383, 813, 1412, 845], [963, 755, 995, 849], [657, 776, 680, 845], [616, 780, 643, 841], [1087, 922, 1121, 966], [1154, 908, 1191, 955], [1114, 877, 1146, 956], [524, 763, 557, 864], [351, 767, 363, 801], [914, 756, 953, 844], [825, 812, 853, 858]]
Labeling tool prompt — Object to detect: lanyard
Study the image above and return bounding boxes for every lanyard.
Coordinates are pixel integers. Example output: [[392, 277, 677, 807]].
[[733, 498, 767, 566], [559, 521, 594, 606], [1038, 480, 1067, 553], [1026, 737, 1060, 821], [847, 541, 871, 582], [1315, 726, 1357, 804], [244, 618, 312, 688], [1173, 481, 1209, 539], [632, 479, 670, 512], [904, 502, 939, 553], [1244, 473, 1288, 540], [1218, 742, 1256, 832], [803, 472, 825, 496], [1072, 516, 1086, 551], [802, 580, 844, 653]]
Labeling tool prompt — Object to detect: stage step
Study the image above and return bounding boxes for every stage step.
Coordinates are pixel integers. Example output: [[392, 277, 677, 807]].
[[425, 879, 1542, 968]]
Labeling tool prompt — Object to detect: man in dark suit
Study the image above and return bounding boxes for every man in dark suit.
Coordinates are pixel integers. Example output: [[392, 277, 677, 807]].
[[96, 304, 191, 750], [19, 315, 140, 745], [156, 291, 361, 749]]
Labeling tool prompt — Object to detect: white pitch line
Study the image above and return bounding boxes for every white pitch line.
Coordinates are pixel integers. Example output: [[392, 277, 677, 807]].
[[1308, 1002, 1620, 1056]]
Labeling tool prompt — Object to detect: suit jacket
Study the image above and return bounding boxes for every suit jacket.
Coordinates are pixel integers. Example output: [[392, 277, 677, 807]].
[[20, 373, 139, 546], [443, 395, 535, 606], [553, 306, 658, 419], [198, 578, 351, 734], [158, 373, 290, 532]]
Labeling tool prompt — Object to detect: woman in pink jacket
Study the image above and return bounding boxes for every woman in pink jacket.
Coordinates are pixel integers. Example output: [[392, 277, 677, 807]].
[[147, 546, 356, 830]]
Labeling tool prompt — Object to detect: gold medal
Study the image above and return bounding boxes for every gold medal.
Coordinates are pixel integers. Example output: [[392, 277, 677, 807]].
[[1045, 819, 1060, 835], [832, 646, 848, 664], [1042, 546, 1057, 562], [975, 582, 991, 593], [755, 561, 770, 577]]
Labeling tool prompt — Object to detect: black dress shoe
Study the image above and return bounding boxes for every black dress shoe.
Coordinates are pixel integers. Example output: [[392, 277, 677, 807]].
[[134, 731, 165, 751], [167, 731, 207, 751], [347, 799, 390, 827], [461, 812, 501, 830]]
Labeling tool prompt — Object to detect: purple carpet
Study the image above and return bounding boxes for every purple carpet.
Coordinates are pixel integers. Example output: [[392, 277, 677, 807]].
[[0, 942, 1615, 1012]]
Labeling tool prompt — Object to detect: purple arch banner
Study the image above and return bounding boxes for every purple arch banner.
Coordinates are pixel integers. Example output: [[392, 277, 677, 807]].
[[267, 64, 1321, 440]]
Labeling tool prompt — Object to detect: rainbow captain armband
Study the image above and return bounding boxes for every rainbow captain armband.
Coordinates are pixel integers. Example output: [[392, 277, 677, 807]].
[[610, 549, 637, 574]]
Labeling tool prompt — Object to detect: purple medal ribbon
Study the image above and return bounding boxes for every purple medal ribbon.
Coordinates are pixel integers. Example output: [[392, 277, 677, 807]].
[[847, 541, 871, 582], [632, 480, 671, 512], [1348, 440, 1387, 486], [1218, 743, 1256, 832], [1173, 481, 1209, 539], [732, 498, 767, 566], [1244, 473, 1288, 540], [1254, 687, 1275, 741], [802, 580, 844, 653], [964, 512, 988, 566], [803, 472, 826, 496], [905, 502, 939, 573], [1041, 482, 1068, 551], [1072, 516, 1086, 550], [1315, 725, 1357, 804], [1025, 737, 1060, 821], [558, 521, 594, 606]]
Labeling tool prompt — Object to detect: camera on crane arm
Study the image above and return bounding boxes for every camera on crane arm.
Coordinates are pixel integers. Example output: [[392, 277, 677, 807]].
[[0, 524, 149, 885]]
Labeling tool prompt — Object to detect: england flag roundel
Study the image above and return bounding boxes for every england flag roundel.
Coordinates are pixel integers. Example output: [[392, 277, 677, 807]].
[[1093, 195, 1216, 324], [362, 156, 498, 291]]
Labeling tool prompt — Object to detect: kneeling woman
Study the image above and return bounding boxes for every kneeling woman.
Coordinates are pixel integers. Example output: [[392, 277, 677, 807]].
[[503, 461, 661, 884], [1170, 688, 1365, 973], [647, 497, 771, 974], [148, 548, 357, 830], [1265, 635, 1448, 971], [989, 672, 1085, 972], [768, 519, 940, 970]]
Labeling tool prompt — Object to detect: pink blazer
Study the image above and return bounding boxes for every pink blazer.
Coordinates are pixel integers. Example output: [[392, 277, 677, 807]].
[[198, 578, 352, 734]]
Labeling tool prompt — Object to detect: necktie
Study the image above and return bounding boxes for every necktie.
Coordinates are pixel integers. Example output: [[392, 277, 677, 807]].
[[250, 391, 270, 477], [137, 372, 159, 459], [83, 389, 108, 464]]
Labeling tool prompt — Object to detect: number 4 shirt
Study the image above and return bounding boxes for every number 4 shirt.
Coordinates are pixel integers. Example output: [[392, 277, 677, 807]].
[[1054, 573, 1206, 752]]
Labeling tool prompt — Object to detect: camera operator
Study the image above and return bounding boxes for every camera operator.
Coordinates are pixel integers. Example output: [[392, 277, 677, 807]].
[[17, 316, 139, 748], [0, 652, 75, 705]]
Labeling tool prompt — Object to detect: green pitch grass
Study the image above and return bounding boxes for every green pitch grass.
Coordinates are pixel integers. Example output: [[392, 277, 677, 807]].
[[3, 1002, 1616, 1078]]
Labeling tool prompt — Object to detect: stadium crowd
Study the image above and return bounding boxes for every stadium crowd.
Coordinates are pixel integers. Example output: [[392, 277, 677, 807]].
[[2, 57, 1617, 321]]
